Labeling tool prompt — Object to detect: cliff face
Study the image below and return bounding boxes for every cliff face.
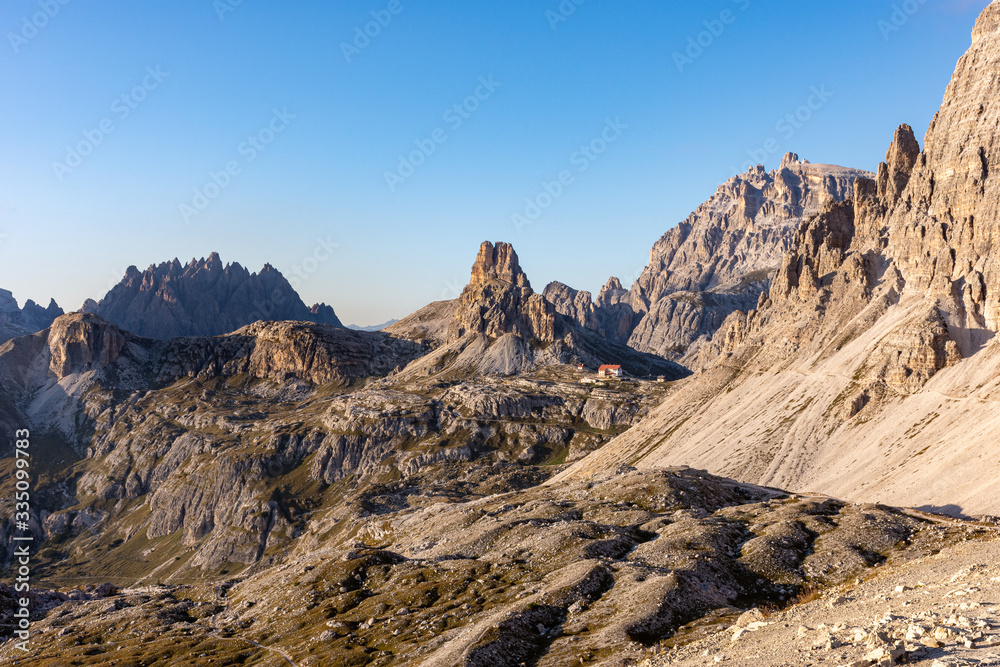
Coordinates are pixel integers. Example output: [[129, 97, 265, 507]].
[[631, 155, 870, 304], [47, 313, 127, 378], [85, 252, 342, 339], [881, 7, 1000, 340], [626, 156, 872, 360], [543, 157, 872, 361], [557, 1, 1000, 515]]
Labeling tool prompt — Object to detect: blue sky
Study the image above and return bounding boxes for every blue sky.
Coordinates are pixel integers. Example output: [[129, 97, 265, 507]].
[[0, 0, 990, 326]]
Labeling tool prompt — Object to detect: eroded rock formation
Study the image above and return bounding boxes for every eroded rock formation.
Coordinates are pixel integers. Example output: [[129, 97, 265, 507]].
[[85, 252, 342, 339], [543, 157, 872, 361]]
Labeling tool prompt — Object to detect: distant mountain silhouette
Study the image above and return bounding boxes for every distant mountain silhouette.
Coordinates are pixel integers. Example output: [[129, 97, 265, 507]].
[[83, 252, 342, 339]]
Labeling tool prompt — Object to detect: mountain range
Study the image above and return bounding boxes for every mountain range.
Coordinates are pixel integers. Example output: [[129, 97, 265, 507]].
[[3, 3, 1000, 666], [80, 252, 343, 338], [557, 3, 1000, 517]]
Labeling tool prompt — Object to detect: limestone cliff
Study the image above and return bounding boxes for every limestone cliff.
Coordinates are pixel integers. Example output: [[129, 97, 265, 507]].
[[447, 241, 557, 344]]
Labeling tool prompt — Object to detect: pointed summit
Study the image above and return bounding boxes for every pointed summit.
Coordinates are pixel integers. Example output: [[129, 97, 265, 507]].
[[780, 152, 800, 169], [468, 241, 531, 289], [877, 124, 920, 205], [597, 277, 627, 305], [448, 241, 553, 342]]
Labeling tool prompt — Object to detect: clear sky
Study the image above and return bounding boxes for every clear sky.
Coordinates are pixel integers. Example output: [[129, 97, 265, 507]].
[[0, 0, 990, 326]]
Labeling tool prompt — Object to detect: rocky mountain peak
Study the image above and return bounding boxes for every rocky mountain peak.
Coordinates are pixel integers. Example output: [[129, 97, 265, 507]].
[[877, 124, 920, 206], [620, 156, 872, 360], [0, 289, 18, 312], [448, 242, 554, 343], [597, 277, 627, 305], [780, 151, 801, 169], [468, 241, 531, 289], [87, 253, 343, 339]]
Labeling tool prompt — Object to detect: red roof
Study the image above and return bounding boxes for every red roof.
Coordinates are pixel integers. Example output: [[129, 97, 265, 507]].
[[598, 365, 621, 371]]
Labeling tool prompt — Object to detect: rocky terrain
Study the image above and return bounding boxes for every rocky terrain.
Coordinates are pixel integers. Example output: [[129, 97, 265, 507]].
[[392, 241, 689, 380], [3, 467, 995, 667], [559, 1, 1000, 515], [82, 252, 343, 339], [544, 156, 872, 363], [0, 288, 63, 344], [647, 530, 1000, 667], [543, 278, 641, 346], [0, 283, 678, 576]]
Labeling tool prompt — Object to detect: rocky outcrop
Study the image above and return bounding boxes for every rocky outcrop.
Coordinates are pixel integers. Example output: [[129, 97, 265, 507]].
[[468, 241, 530, 288], [400, 242, 688, 380], [447, 242, 557, 344], [156, 320, 427, 386], [543, 278, 641, 346], [47, 313, 127, 378], [85, 252, 343, 339], [0, 288, 63, 342], [558, 2, 1000, 516]]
